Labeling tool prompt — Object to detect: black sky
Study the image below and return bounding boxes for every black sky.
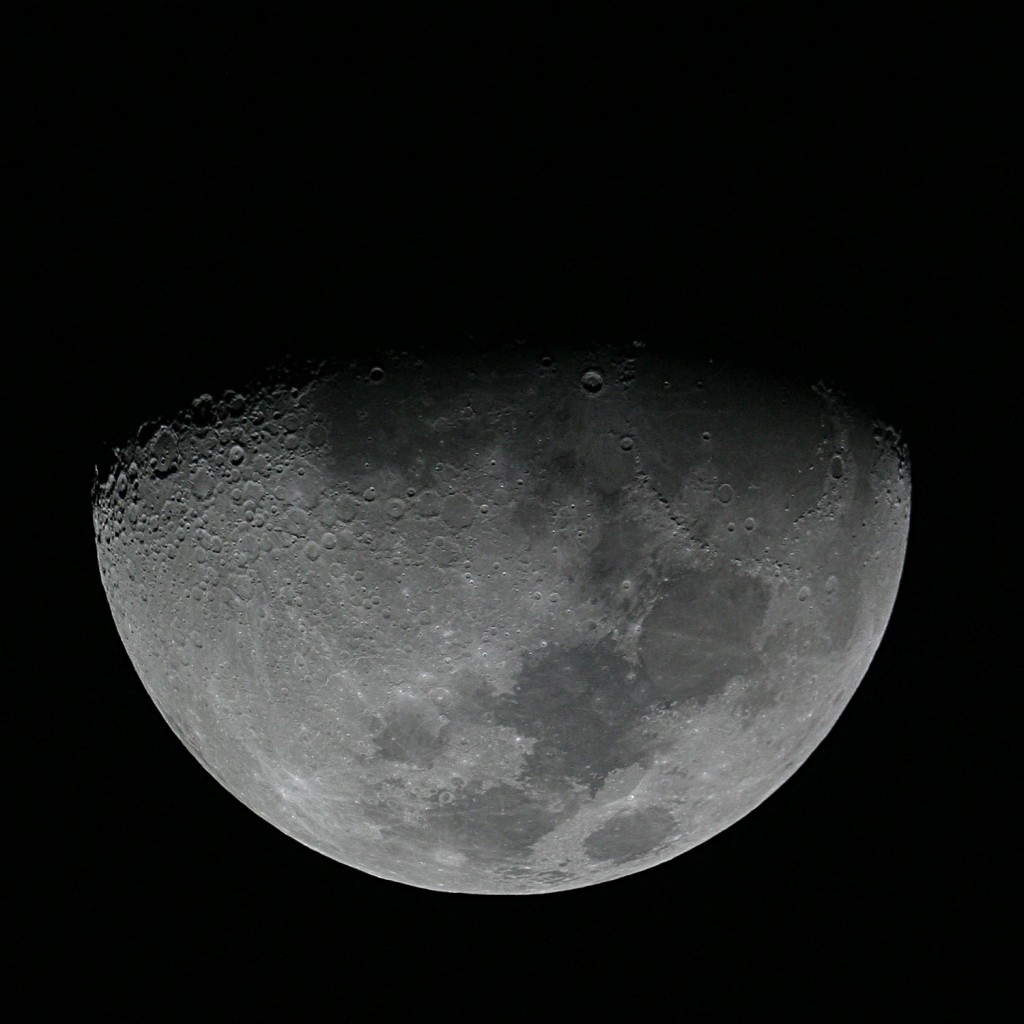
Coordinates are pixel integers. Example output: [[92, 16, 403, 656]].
[[8, 5, 1017, 1009]]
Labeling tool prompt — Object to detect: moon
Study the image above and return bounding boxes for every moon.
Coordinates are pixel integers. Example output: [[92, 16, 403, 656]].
[[93, 341, 910, 893]]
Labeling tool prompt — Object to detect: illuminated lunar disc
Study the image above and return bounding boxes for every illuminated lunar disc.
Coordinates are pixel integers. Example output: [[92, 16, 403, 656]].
[[93, 343, 910, 893]]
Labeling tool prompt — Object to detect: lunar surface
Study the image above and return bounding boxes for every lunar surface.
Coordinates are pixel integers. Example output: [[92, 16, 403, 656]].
[[93, 342, 910, 893]]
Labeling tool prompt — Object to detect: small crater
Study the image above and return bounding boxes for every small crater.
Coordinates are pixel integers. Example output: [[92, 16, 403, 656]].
[[441, 493, 476, 529]]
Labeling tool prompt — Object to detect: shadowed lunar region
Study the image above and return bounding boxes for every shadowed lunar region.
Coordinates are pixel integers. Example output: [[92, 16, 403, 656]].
[[93, 342, 910, 893]]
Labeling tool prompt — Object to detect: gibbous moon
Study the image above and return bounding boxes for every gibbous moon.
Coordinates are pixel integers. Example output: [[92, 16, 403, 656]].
[[93, 342, 910, 893]]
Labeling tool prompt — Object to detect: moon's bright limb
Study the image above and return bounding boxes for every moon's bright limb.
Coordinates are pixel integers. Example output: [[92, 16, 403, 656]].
[[93, 343, 910, 893]]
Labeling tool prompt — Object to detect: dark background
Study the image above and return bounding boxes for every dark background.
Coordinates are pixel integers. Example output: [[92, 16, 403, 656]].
[[9, 5, 1016, 1010]]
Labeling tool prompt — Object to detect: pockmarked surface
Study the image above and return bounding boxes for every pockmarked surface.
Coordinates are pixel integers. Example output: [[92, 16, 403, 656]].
[[94, 344, 910, 893]]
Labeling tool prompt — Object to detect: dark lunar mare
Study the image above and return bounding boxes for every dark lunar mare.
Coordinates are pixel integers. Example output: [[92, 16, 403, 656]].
[[640, 570, 771, 703], [371, 637, 660, 867], [372, 566, 774, 868], [583, 805, 678, 864], [494, 637, 655, 798]]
